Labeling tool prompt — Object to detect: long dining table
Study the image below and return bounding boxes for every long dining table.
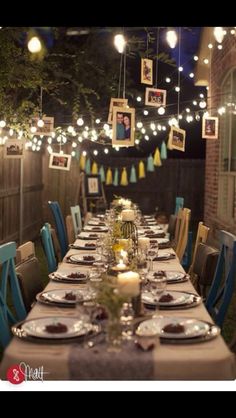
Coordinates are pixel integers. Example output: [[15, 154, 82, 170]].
[[0, 219, 235, 381]]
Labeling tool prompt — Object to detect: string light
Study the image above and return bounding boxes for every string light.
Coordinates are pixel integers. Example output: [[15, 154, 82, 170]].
[[114, 34, 126, 53], [28, 36, 42, 53], [166, 29, 178, 48], [213, 27, 225, 43]]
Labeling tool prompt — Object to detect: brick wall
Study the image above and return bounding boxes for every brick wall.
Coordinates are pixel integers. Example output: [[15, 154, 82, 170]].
[[204, 34, 236, 245]]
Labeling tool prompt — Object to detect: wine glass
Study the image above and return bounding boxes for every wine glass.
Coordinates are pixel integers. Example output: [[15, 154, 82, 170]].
[[149, 273, 167, 313], [147, 247, 159, 271]]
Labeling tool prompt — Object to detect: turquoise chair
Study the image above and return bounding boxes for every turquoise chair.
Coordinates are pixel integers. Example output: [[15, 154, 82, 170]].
[[48, 201, 68, 257], [175, 197, 184, 215], [0, 242, 27, 347], [182, 231, 193, 270], [40, 223, 57, 273], [206, 230, 236, 328], [70, 205, 82, 237]]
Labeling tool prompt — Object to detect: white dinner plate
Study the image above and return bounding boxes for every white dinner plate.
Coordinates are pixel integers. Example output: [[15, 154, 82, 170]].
[[40, 288, 95, 304], [70, 254, 101, 263], [21, 317, 94, 339], [147, 271, 186, 283], [136, 317, 210, 339], [49, 271, 87, 281], [83, 225, 108, 232], [141, 290, 195, 306]]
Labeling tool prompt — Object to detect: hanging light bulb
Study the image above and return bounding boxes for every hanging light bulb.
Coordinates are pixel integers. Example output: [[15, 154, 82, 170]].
[[28, 36, 42, 53], [114, 34, 126, 53], [213, 27, 225, 43], [37, 119, 44, 128], [166, 29, 178, 48], [158, 106, 165, 115]]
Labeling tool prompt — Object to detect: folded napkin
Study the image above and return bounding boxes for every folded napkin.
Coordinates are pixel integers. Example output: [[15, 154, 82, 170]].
[[158, 242, 171, 249]]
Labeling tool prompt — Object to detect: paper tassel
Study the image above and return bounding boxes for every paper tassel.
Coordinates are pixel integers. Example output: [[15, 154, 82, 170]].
[[147, 154, 155, 172], [79, 154, 86, 171], [99, 166, 105, 182], [113, 168, 119, 186], [129, 165, 137, 183], [120, 167, 128, 186], [85, 158, 91, 174], [139, 161, 145, 179], [106, 168, 113, 185], [154, 147, 162, 166], [161, 141, 167, 159], [91, 161, 98, 174]]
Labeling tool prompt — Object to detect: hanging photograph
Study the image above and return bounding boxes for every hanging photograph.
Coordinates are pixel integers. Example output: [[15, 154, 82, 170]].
[[168, 126, 186, 152], [4, 139, 25, 159], [85, 174, 102, 197], [145, 87, 166, 107], [30, 116, 54, 136], [202, 116, 219, 139], [49, 152, 71, 171], [112, 106, 135, 147], [108, 98, 128, 124], [141, 58, 153, 85]]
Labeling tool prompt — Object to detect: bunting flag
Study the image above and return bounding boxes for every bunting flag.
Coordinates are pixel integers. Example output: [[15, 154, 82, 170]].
[[154, 147, 162, 166], [113, 168, 119, 186], [106, 167, 113, 185], [91, 161, 98, 174], [79, 154, 86, 171], [161, 141, 167, 159], [120, 167, 128, 186], [147, 154, 155, 172], [129, 164, 137, 183], [85, 158, 91, 174], [139, 161, 145, 178], [99, 165, 105, 182]]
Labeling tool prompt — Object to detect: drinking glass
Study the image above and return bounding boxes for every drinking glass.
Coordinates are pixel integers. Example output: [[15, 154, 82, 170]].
[[149, 273, 167, 312], [147, 247, 159, 271]]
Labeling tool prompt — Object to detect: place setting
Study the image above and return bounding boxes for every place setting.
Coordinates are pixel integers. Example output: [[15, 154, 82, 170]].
[[77, 232, 100, 240], [69, 240, 97, 250], [146, 270, 189, 284], [142, 290, 202, 310], [135, 316, 220, 344], [83, 225, 108, 233], [11, 316, 101, 344], [66, 253, 102, 265], [49, 270, 88, 284], [36, 287, 96, 307]]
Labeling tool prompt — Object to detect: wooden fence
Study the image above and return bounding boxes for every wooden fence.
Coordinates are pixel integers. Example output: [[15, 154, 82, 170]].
[[0, 147, 43, 244]]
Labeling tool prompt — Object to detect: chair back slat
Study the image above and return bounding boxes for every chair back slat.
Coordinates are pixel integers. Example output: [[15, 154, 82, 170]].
[[174, 208, 191, 262], [206, 230, 236, 327], [70, 205, 82, 236], [189, 222, 210, 274], [40, 223, 57, 273], [48, 201, 68, 257], [0, 242, 27, 347]]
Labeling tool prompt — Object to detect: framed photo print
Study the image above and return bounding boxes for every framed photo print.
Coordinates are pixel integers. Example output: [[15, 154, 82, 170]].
[[49, 152, 71, 171], [202, 116, 219, 139], [30, 116, 54, 136], [168, 126, 186, 152], [112, 106, 135, 147], [141, 58, 153, 85], [4, 139, 25, 159], [108, 98, 128, 124], [145, 88, 166, 107], [85, 174, 102, 197]]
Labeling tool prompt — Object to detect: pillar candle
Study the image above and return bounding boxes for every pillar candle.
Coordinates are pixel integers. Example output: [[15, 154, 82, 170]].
[[121, 209, 135, 222], [117, 271, 140, 297]]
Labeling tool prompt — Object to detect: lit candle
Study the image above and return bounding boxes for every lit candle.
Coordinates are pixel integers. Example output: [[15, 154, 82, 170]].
[[121, 209, 135, 222], [138, 237, 150, 250], [117, 271, 140, 297], [120, 249, 128, 264]]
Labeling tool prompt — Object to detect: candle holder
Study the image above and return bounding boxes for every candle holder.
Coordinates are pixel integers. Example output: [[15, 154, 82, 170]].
[[121, 221, 138, 256]]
